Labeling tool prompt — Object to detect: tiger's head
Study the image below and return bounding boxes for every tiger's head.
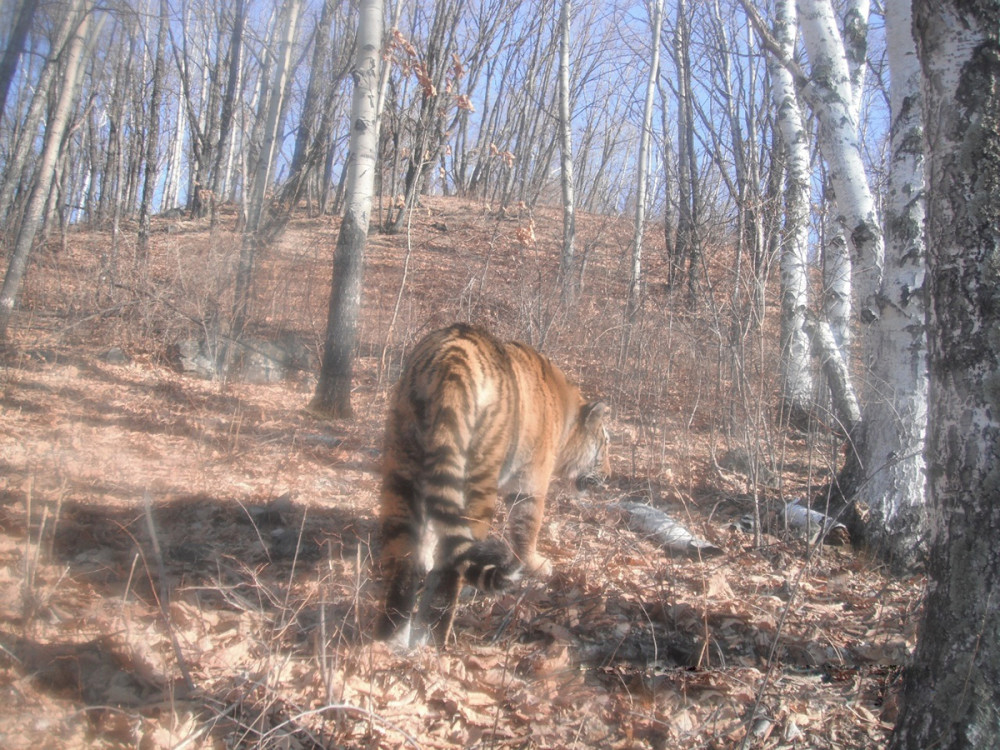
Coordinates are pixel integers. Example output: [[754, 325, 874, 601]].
[[560, 400, 611, 492]]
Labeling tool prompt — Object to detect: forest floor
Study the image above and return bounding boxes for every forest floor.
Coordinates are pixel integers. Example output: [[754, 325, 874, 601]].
[[0, 197, 923, 748]]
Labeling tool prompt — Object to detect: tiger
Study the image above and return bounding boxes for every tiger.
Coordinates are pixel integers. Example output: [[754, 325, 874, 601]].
[[375, 323, 610, 647]]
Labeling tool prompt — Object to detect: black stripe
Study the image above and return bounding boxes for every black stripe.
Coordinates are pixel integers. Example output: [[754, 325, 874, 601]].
[[425, 470, 464, 492]]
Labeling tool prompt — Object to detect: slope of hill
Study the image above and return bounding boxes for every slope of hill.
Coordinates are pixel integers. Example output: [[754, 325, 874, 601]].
[[0, 198, 921, 748]]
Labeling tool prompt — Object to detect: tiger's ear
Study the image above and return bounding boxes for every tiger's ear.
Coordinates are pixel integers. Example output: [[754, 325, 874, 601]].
[[583, 400, 609, 425]]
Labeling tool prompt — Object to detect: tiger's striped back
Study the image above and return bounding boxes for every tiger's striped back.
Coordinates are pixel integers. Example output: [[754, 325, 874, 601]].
[[376, 324, 609, 646]]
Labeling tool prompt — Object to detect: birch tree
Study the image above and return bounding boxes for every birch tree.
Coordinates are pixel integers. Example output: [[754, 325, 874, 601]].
[[556, 0, 576, 301], [311, 0, 383, 418], [769, 0, 814, 426], [821, 0, 869, 353], [843, 0, 928, 571], [890, 0, 1000, 744], [796, 0, 883, 322]]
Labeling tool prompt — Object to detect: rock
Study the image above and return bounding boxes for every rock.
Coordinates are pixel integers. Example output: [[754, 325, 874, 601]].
[[104, 347, 129, 365], [169, 333, 313, 383], [171, 339, 218, 379]]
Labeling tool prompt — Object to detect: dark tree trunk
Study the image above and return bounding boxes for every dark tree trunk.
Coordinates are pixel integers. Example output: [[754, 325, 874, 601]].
[[210, 0, 246, 197], [310, 0, 383, 418], [312, 213, 368, 417], [0, 0, 39, 126], [891, 1, 1000, 746], [137, 0, 171, 264]]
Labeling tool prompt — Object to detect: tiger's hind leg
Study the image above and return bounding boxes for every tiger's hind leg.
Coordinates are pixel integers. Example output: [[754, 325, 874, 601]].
[[506, 487, 553, 577], [417, 536, 521, 646], [415, 565, 463, 646], [376, 469, 426, 647], [415, 531, 476, 646], [376, 556, 421, 646]]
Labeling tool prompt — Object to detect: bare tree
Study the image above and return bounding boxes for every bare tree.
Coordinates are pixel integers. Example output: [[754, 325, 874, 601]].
[[0, 0, 39, 126], [624, 0, 663, 324], [311, 0, 383, 418], [385, 0, 465, 233], [556, 0, 576, 301], [842, 0, 927, 572], [0, 1, 82, 223], [0, 0, 94, 343], [226, 0, 302, 373], [137, 0, 172, 264], [891, 0, 1000, 744], [670, 0, 702, 304], [764, 0, 815, 426], [796, 0, 883, 322], [210, 0, 247, 199]]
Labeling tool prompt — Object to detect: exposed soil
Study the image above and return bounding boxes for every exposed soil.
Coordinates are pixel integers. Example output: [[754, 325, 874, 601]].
[[0, 197, 922, 748]]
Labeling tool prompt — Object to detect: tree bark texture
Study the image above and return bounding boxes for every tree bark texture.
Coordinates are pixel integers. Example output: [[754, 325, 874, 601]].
[[769, 0, 815, 426], [311, 0, 383, 418], [891, 0, 1000, 745], [847, 0, 928, 573], [796, 0, 883, 321]]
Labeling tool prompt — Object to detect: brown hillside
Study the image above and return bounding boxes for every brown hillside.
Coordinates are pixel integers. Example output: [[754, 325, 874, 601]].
[[0, 198, 921, 748]]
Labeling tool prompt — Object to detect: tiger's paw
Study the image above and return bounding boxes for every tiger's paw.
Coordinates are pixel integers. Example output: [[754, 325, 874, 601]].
[[525, 554, 553, 578]]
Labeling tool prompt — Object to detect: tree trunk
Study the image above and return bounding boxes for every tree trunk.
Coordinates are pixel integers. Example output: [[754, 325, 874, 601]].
[[0, 2, 79, 223], [161, 92, 185, 211], [625, 0, 663, 322], [210, 0, 246, 198], [768, 0, 815, 427], [672, 0, 701, 306], [227, 0, 301, 375], [845, 0, 928, 573], [310, 0, 383, 418], [822, 0, 868, 352], [137, 0, 171, 264], [890, 1, 1000, 745], [0, 0, 39, 127], [556, 0, 576, 301], [796, 0, 883, 321], [277, 0, 337, 218], [0, 0, 90, 343]]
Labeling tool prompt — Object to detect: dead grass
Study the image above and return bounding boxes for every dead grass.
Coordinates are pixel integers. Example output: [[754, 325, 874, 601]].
[[0, 197, 922, 748]]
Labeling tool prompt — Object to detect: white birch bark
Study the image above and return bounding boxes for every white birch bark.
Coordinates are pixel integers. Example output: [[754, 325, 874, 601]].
[[890, 0, 1000, 744], [841, 0, 868, 119], [796, 0, 883, 321], [852, 0, 928, 571], [246, 0, 302, 234], [769, 0, 814, 422], [821, 0, 867, 353], [162, 93, 186, 211], [557, 0, 576, 300]]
